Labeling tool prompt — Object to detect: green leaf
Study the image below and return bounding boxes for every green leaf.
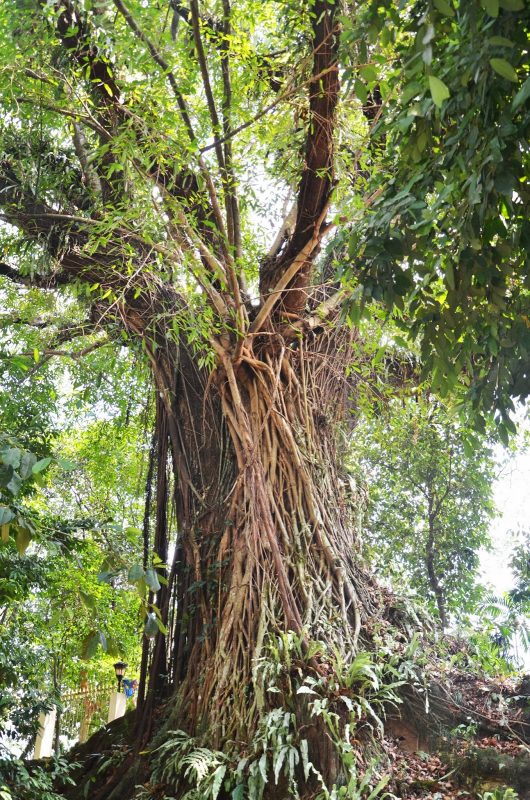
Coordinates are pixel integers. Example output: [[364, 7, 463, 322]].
[[445, 263, 455, 290], [512, 76, 530, 111], [488, 36, 515, 47], [15, 527, 32, 555], [1, 448, 21, 468], [106, 637, 120, 658], [0, 464, 14, 488], [367, 776, 390, 800], [57, 457, 76, 471], [155, 617, 168, 635], [144, 613, 159, 639], [1, 523, 10, 543], [433, 0, 454, 15], [258, 753, 267, 782], [124, 526, 142, 543], [490, 58, 518, 83], [232, 786, 245, 800], [428, 75, 450, 107], [354, 79, 368, 103], [79, 591, 96, 610], [0, 507, 15, 526], [499, 0, 524, 9], [481, 0, 499, 16], [128, 563, 145, 582], [19, 451, 37, 480], [32, 457, 52, 474], [7, 472, 22, 496], [145, 568, 161, 592], [360, 65, 377, 83], [81, 631, 100, 660]]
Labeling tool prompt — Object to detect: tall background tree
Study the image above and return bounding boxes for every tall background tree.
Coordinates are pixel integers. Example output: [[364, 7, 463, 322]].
[[0, 0, 529, 797], [355, 397, 495, 629]]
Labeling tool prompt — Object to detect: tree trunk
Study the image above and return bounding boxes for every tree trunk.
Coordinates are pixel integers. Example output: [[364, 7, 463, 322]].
[[115, 324, 383, 797], [426, 498, 448, 630]]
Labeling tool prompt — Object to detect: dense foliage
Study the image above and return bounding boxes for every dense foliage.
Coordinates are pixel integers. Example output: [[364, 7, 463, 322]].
[[0, 0, 529, 798], [346, 0, 530, 438], [0, 336, 147, 749], [355, 397, 495, 628]]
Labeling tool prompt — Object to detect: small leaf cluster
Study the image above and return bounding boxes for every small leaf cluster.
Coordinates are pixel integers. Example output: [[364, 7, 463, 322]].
[[0, 752, 75, 800]]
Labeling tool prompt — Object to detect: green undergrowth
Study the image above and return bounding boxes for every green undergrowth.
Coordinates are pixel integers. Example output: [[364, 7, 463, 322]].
[[0, 752, 76, 800], [134, 631, 431, 800]]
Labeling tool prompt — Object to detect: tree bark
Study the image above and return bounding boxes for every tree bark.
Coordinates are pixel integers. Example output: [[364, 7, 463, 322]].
[[49, 316, 376, 798], [139, 323, 379, 747], [426, 496, 448, 630]]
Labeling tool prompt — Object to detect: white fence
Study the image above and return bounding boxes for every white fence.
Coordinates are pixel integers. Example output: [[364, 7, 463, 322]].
[[33, 681, 128, 758]]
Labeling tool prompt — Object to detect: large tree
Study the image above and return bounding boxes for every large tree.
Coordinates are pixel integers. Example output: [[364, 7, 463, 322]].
[[1, 0, 529, 797]]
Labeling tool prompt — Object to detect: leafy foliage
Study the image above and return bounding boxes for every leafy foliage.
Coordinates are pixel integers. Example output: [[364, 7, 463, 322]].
[[0, 353, 146, 745], [147, 632, 403, 800], [0, 753, 75, 800], [354, 396, 495, 627], [348, 0, 530, 432], [0, 0, 528, 796], [478, 592, 530, 666]]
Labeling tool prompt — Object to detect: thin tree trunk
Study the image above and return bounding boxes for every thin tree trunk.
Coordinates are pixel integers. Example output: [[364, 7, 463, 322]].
[[426, 497, 447, 630]]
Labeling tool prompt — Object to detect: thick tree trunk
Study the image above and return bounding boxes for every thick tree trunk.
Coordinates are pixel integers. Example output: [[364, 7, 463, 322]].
[[55, 322, 530, 800], [120, 325, 382, 797]]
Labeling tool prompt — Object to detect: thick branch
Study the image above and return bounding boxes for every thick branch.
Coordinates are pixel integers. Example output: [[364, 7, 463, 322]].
[[290, 1, 339, 253], [259, 0, 339, 316], [0, 261, 65, 289], [249, 204, 333, 336]]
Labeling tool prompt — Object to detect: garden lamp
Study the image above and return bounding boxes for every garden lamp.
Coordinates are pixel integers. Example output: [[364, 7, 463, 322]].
[[113, 661, 128, 692]]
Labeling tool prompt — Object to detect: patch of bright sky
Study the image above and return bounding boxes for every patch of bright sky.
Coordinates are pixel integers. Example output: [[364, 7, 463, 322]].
[[481, 435, 529, 595], [479, 411, 530, 669]]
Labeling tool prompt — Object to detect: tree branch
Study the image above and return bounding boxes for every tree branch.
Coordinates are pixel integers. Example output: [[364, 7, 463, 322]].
[[111, 0, 230, 258], [189, 0, 226, 177], [249, 203, 334, 336], [111, 0, 195, 142], [0, 261, 69, 290], [220, 0, 241, 260], [259, 0, 340, 317]]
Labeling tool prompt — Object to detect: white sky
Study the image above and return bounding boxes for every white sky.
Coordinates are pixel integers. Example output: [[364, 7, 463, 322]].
[[481, 416, 529, 595], [479, 422, 530, 669]]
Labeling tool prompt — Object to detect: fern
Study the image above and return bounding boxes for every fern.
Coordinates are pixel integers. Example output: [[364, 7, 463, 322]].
[[147, 634, 412, 800]]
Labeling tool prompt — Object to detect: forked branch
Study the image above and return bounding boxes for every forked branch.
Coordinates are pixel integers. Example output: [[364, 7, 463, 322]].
[[259, 0, 340, 318]]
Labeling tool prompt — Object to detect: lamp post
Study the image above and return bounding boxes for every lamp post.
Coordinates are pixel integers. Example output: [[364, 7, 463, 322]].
[[113, 661, 128, 693]]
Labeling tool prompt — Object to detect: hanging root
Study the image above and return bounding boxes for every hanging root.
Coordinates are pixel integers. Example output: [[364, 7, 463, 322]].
[[170, 329, 379, 744]]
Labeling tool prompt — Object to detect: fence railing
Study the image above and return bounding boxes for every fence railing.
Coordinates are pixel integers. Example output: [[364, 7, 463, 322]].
[[33, 680, 119, 758], [58, 680, 115, 748]]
